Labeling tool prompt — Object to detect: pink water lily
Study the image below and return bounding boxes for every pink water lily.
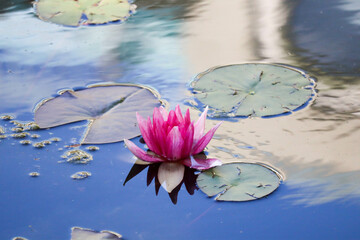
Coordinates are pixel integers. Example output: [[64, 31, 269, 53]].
[[124, 105, 222, 170]]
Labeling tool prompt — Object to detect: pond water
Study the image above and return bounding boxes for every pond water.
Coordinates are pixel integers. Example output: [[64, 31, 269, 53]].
[[1, 0, 360, 239]]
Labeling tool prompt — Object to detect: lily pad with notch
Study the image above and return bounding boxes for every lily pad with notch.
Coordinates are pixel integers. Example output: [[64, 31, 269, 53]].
[[34, 84, 163, 144], [190, 63, 316, 118], [196, 162, 281, 201], [34, 0, 136, 27]]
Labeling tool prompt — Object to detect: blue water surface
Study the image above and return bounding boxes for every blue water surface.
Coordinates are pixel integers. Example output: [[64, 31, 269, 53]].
[[1, 0, 360, 239]]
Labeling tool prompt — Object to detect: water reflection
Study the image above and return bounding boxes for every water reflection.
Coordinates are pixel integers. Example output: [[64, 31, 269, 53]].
[[124, 161, 198, 204], [0, 0, 31, 14], [194, 107, 360, 205], [288, 0, 360, 79], [182, 0, 291, 73]]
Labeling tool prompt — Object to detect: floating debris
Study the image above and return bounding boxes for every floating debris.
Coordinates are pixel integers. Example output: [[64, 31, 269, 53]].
[[33, 142, 45, 148], [71, 171, 91, 180], [29, 172, 40, 177], [11, 132, 30, 138], [71, 226, 122, 240], [12, 237, 29, 240], [11, 127, 24, 133], [26, 122, 40, 130], [31, 134, 40, 139], [42, 140, 51, 145], [50, 137, 61, 142], [1, 115, 14, 120], [62, 149, 93, 164], [20, 140, 32, 145], [0, 126, 5, 134], [86, 146, 99, 151], [10, 120, 24, 127], [0, 135, 7, 139]]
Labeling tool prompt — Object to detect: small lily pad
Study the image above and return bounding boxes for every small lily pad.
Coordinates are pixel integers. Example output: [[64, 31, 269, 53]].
[[190, 63, 316, 117], [197, 163, 281, 201], [71, 227, 122, 240], [34, 0, 136, 27], [34, 84, 162, 144]]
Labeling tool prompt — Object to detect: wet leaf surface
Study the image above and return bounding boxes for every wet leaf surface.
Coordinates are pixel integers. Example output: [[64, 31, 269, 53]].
[[197, 162, 281, 201], [190, 63, 316, 118], [34, 84, 162, 144], [34, 0, 135, 26]]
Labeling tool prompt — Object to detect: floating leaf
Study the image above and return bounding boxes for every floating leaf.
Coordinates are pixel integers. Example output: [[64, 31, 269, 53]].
[[197, 163, 281, 201], [34, 84, 162, 144], [190, 63, 316, 117], [71, 227, 122, 240], [34, 0, 136, 27]]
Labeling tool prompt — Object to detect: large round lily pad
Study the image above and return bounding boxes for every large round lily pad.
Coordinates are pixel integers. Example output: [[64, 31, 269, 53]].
[[34, 84, 162, 144], [196, 163, 281, 201], [34, 0, 136, 26], [190, 63, 316, 118]]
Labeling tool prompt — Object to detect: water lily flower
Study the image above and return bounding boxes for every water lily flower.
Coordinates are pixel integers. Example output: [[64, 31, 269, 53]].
[[124, 105, 222, 170]]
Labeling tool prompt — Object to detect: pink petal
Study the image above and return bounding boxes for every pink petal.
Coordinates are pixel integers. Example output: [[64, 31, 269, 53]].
[[167, 110, 180, 129], [124, 139, 164, 163], [175, 105, 184, 122], [184, 108, 191, 126], [182, 156, 222, 170], [136, 113, 162, 156], [152, 108, 167, 155], [165, 126, 183, 160], [193, 106, 208, 144], [180, 123, 194, 159], [192, 122, 222, 155], [159, 106, 168, 121]]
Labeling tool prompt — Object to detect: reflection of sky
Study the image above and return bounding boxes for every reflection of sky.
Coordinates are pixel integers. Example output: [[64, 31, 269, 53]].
[[339, 0, 360, 25], [291, 0, 360, 75], [0, 8, 187, 116]]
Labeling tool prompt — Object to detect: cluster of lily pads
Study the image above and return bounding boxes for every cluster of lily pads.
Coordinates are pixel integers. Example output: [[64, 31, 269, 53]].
[[28, 62, 316, 203], [26, 1, 317, 204]]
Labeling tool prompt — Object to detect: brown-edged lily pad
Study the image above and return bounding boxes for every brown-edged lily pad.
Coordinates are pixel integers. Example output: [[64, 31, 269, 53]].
[[190, 63, 316, 118], [197, 162, 281, 201], [34, 84, 162, 144], [34, 0, 136, 26]]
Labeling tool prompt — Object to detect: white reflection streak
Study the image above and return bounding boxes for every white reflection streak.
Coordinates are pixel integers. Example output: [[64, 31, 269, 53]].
[[183, 0, 290, 72]]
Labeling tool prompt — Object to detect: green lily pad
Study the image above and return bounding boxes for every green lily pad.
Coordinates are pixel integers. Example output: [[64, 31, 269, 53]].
[[196, 163, 281, 201], [190, 63, 316, 117], [34, 0, 136, 26], [34, 84, 162, 144]]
